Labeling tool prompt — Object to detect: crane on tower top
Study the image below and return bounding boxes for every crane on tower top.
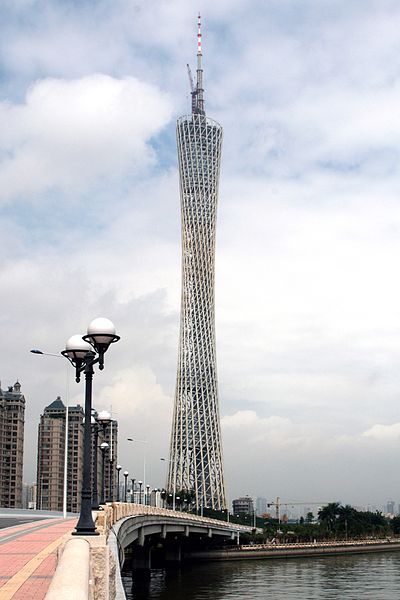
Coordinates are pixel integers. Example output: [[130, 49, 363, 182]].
[[187, 64, 197, 114]]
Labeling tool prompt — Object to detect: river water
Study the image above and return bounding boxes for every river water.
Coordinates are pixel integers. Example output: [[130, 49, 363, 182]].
[[122, 552, 400, 599]]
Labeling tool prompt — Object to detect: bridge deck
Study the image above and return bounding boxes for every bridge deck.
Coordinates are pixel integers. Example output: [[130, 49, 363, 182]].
[[0, 517, 75, 599]]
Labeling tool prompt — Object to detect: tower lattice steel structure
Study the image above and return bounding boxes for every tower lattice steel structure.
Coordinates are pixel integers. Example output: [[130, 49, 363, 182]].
[[167, 15, 226, 510]]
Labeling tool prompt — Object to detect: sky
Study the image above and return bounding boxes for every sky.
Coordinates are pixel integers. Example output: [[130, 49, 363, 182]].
[[2, 0, 400, 511]]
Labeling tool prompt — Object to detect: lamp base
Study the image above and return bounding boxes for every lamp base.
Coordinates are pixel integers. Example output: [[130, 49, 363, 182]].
[[72, 529, 99, 536]]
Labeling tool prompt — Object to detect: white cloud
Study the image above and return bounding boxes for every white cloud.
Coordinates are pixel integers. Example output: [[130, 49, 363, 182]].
[[0, 74, 172, 202], [362, 422, 400, 442]]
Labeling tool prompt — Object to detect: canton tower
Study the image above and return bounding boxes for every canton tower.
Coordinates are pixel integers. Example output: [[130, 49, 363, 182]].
[[167, 15, 226, 510]]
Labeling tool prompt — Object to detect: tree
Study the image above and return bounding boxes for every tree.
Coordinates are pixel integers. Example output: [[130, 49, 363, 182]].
[[318, 502, 341, 535], [391, 516, 400, 535], [305, 512, 314, 524]]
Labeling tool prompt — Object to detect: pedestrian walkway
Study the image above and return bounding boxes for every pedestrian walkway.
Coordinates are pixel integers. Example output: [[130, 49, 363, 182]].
[[0, 517, 75, 599]]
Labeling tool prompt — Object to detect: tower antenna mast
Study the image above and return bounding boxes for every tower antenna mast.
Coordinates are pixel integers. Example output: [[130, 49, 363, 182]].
[[196, 13, 205, 115]]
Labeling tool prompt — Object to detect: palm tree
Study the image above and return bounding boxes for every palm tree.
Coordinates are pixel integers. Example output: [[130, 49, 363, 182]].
[[338, 504, 356, 539], [318, 502, 341, 536]]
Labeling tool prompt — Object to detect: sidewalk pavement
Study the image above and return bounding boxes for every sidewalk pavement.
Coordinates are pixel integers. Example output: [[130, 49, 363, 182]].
[[0, 517, 76, 599]]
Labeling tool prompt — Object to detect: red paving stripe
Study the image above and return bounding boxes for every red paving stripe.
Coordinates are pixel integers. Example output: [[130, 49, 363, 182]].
[[0, 518, 76, 598]]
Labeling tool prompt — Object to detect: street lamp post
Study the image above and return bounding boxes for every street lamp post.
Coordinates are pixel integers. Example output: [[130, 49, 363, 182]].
[[90, 416, 100, 510], [138, 481, 143, 505], [30, 349, 70, 519], [108, 454, 114, 502], [123, 471, 129, 503], [131, 478, 136, 503], [97, 411, 111, 501], [116, 465, 122, 502], [100, 442, 109, 505], [62, 317, 120, 536], [126, 438, 148, 502], [146, 484, 150, 506], [160, 457, 177, 510]]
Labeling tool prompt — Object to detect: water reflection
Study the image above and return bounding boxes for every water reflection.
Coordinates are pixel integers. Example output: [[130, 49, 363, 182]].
[[122, 552, 400, 599]]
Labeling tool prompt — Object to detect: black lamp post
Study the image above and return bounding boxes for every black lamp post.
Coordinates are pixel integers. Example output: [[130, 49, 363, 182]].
[[108, 455, 114, 502], [97, 410, 111, 501], [90, 417, 100, 510], [131, 478, 135, 503], [146, 484, 150, 506], [123, 471, 129, 502], [100, 442, 109, 505], [62, 317, 120, 536], [116, 465, 122, 502], [138, 480, 143, 505]]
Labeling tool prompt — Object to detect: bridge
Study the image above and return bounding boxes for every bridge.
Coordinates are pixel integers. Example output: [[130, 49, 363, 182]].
[[0, 503, 252, 600]]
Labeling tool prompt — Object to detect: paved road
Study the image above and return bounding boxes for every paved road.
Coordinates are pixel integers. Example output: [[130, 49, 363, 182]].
[[0, 517, 48, 530]]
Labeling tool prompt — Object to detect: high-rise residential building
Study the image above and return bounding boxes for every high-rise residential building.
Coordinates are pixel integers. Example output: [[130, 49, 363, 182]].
[[36, 397, 84, 512], [232, 496, 254, 515], [256, 496, 268, 516], [0, 381, 25, 508], [167, 15, 226, 510], [37, 399, 118, 512]]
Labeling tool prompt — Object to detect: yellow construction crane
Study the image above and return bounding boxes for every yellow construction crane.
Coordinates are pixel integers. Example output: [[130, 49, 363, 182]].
[[266, 497, 334, 523]]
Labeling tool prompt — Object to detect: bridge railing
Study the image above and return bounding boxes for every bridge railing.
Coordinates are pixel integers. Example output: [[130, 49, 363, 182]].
[[95, 502, 253, 536]]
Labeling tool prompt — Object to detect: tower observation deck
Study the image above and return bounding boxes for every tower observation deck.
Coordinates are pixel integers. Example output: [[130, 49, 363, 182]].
[[167, 15, 226, 510]]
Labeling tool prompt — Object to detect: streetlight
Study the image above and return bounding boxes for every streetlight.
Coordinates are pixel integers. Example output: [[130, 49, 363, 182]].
[[160, 457, 178, 510], [99, 442, 109, 505], [123, 471, 129, 502], [138, 480, 143, 505], [30, 349, 70, 519], [146, 484, 150, 506], [116, 465, 122, 502], [62, 317, 119, 535], [97, 410, 111, 501], [126, 438, 148, 501], [131, 478, 136, 503], [83, 415, 99, 510]]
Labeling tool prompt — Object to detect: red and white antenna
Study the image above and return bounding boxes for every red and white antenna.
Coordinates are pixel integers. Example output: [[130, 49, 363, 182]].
[[196, 13, 205, 114], [197, 12, 202, 55]]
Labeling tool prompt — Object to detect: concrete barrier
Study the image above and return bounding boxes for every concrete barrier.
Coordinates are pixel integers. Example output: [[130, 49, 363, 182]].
[[45, 538, 92, 600]]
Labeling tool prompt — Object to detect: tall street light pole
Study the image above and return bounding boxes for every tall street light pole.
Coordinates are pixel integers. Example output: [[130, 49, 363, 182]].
[[127, 438, 148, 500], [116, 465, 122, 502], [146, 484, 150, 507], [97, 410, 111, 501], [30, 349, 70, 519], [88, 416, 100, 510], [123, 471, 129, 503], [100, 442, 109, 505], [131, 478, 136, 503], [138, 481, 143, 505], [62, 317, 119, 536], [160, 457, 178, 510]]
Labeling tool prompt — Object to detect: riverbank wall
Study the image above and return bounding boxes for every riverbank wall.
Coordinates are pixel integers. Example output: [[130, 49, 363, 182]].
[[186, 539, 400, 562]]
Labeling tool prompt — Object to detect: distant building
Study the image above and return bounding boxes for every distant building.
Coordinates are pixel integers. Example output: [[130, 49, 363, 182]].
[[232, 496, 254, 515], [0, 381, 25, 508], [36, 397, 84, 512], [387, 500, 396, 515], [256, 496, 267, 516], [22, 483, 37, 509]]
